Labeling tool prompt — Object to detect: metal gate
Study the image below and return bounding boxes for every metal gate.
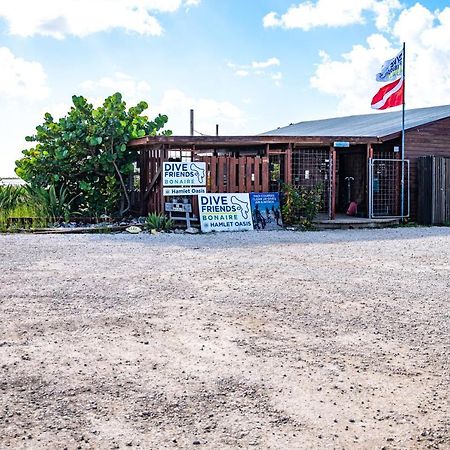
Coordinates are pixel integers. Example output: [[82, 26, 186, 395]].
[[292, 148, 332, 217], [369, 158, 410, 218]]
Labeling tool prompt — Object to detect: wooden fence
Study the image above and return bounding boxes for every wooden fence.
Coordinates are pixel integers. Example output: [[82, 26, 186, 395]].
[[417, 156, 450, 225], [195, 156, 269, 193]]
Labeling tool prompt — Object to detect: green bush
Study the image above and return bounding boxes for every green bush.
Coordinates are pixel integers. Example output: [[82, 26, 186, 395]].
[[0, 185, 47, 231], [15, 92, 171, 218], [0, 184, 78, 230], [281, 183, 323, 228], [27, 185, 80, 223]]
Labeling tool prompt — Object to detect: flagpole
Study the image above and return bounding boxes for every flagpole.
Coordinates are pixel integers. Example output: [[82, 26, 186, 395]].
[[401, 42, 406, 219]]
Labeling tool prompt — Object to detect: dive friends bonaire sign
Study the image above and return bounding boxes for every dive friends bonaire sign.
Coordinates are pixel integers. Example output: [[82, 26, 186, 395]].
[[198, 193, 253, 232], [163, 162, 206, 187]]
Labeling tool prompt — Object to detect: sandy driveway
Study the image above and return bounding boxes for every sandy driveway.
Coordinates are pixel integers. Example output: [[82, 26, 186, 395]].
[[1, 228, 449, 449]]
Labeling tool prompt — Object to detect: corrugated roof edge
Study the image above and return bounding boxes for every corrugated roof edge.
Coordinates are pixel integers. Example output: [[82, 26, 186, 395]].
[[261, 104, 450, 138]]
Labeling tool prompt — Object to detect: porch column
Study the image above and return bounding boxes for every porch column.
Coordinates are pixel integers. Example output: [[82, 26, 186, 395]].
[[285, 143, 293, 185], [366, 144, 373, 218], [329, 146, 336, 220]]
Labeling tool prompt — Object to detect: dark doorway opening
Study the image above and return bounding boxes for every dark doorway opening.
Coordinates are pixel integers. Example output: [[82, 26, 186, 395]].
[[336, 148, 367, 216]]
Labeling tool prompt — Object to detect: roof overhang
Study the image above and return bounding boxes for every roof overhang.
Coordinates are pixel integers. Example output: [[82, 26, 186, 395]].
[[128, 135, 385, 149]]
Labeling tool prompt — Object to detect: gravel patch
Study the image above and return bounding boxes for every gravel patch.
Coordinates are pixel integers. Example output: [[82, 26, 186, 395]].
[[1, 228, 449, 449]]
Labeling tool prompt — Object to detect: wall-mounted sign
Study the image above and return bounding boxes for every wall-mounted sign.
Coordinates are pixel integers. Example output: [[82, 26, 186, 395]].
[[163, 186, 206, 196], [198, 193, 253, 232], [249, 192, 283, 230], [163, 162, 206, 187], [333, 141, 350, 148]]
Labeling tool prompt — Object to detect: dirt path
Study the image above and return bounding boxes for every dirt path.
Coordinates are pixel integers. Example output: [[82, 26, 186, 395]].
[[1, 229, 449, 449]]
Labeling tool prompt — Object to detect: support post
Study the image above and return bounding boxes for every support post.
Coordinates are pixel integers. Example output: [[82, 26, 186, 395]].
[[285, 143, 292, 186], [368, 145, 374, 219], [190, 109, 194, 137], [139, 148, 149, 216], [401, 42, 406, 218], [329, 146, 336, 220], [366, 144, 372, 218]]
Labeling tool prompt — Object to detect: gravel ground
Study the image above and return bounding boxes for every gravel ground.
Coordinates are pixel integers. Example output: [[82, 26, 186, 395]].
[[0, 228, 449, 450]]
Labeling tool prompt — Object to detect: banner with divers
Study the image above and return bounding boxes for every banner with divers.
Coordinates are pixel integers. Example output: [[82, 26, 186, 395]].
[[249, 192, 283, 230]]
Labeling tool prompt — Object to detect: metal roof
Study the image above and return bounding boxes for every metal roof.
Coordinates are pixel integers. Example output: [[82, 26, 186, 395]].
[[262, 104, 450, 138]]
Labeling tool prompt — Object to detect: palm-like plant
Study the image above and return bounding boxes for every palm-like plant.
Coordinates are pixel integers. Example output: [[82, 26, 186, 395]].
[[26, 185, 80, 223], [145, 212, 173, 232]]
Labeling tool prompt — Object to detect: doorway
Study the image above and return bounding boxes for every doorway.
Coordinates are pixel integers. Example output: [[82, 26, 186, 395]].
[[336, 149, 367, 216]]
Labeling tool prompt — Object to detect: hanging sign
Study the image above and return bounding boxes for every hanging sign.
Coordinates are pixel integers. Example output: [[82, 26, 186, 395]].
[[198, 193, 253, 232], [163, 162, 206, 187]]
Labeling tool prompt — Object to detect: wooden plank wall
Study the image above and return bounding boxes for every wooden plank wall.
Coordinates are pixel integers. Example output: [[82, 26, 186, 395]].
[[139, 146, 165, 215], [196, 156, 269, 193], [417, 156, 450, 225], [405, 116, 450, 219]]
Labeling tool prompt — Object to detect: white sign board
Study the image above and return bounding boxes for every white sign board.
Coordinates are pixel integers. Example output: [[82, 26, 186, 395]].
[[163, 162, 206, 187], [163, 186, 206, 196], [198, 193, 253, 232]]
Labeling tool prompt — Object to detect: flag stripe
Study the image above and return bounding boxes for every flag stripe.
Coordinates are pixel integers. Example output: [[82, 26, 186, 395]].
[[371, 79, 403, 110]]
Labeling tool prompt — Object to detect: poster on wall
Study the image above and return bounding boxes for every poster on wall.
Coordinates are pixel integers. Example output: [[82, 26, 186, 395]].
[[249, 192, 283, 230], [198, 193, 254, 232], [163, 162, 206, 187]]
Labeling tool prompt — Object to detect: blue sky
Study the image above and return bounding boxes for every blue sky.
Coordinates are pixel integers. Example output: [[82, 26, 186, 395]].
[[1, 0, 450, 176]]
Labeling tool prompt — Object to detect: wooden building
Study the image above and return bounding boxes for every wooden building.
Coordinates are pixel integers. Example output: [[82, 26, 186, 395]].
[[128, 104, 450, 221]]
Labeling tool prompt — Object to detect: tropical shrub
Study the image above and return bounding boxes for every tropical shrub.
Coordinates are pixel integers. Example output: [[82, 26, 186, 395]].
[[281, 183, 323, 227], [15, 92, 171, 217], [0, 185, 45, 231], [26, 185, 80, 223]]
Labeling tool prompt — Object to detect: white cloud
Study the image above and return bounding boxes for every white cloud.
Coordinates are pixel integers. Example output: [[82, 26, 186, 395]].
[[0, 47, 49, 100], [271, 72, 283, 86], [263, 0, 400, 31], [157, 89, 245, 135], [80, 72, 152, 105], [235, 70, 250, 77], [310, 3, 450, 114], [0, 0, 201, 39], [228, 57, 282, 85], [251, 57, 280, 69], [0, 47, 49, 176]]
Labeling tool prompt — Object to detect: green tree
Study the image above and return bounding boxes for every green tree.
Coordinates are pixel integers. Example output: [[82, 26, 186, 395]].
[[15, 92, 171, 216]]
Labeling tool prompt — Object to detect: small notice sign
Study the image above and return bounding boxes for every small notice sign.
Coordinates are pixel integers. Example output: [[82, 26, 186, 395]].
[[333, 141, 350, 148], [163, 162, 206, 187], [198, 193, 253, 232], [163, 186, 206, 196]]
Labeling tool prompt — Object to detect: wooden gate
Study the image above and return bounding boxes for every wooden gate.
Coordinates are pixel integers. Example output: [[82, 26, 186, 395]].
[[418, 156, 450, 225]]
